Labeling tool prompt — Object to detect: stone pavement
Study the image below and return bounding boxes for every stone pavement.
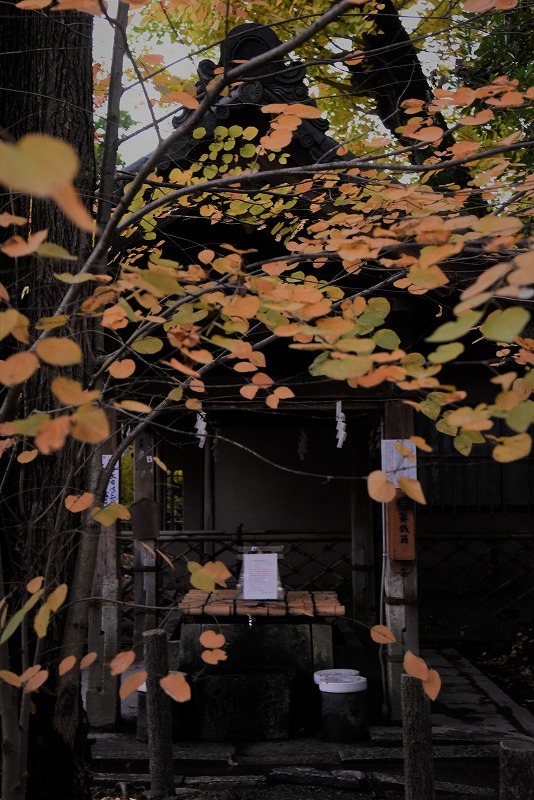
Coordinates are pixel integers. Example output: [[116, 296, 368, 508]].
[[90, 649, 534, 799]]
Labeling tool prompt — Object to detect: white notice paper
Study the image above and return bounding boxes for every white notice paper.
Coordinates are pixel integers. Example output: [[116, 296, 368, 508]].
[[242, 553, 278, 600], [380, 439, 417, 488]]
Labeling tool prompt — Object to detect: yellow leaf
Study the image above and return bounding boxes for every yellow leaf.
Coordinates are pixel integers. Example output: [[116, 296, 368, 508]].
[[91, 502, 131, 526], [0, 135, 78, 194], [64, 492, 94, 513], [0, 352, 39, 386], [46, 583, 68, 612], [0, 309, 30, 343], [370, 624, 397, 645], [367, 470, 396, 503], [404, 650, 429, 681], [34, 604, 51, 639], [35, 337, 82, 366], [58, 656, 77, 676], [493, 433, 531, 463], [71, 405, 110, 444], [51, 377, 100, 406], [202, 560, 232, 587], [159, 673, 191, 702], [115, 400, 152, 413], [199, 630, 226, 649], [152, 456, 168, 472], [109, 650, 136, 676], [119, 670, 147, 700], [26, 576, 44, 594], [423, 668, 442, 701], [398, 477, 426, 505]]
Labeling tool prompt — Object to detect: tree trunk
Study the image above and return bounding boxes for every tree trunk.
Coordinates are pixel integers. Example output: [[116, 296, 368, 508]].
[[0, 5, 95, 799]]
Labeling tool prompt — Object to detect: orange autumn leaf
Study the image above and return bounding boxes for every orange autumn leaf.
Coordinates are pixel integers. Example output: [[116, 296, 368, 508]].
[[0, 351, 39, 386], [202, 560, 232, 587], [0, 670, 22, 688], [27, 576, 44, 594], [0, 229, 48, 258], [119, 670, 147, 700], [160, 673, 191, 702], [115, 400, 152, 413], [23, 669, 49, 693], [58, 655, 77, 676], [35, 337, 82, 366], [199, 630, 226, 649], [107, 359, 136, 379], [404, 650, 429, 681], [423, 668, 442, 701], [109, 650, 136, 676], [201, 648, 228, 665], [0, 212, 27, 226], [17, 448, 38, 464], [370, 624, 397, 645], [35, 416, 71, 455], [240, 384, 259, 400], [163, 91, 199, 109], [80, 652, 98, 670], [64, 492, 94, 513]]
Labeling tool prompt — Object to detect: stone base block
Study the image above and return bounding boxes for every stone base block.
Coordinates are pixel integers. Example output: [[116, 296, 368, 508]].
[[196, 671, 293, 740]]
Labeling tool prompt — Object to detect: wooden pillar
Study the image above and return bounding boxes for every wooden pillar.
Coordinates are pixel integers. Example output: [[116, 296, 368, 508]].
[[351, 420, 376, 624], [133, 431, 159, 652], [500, 739, 534, 800], [143, 629, 174, 799], [132, 498, 160, 654], [384, 401, 419, 721], [86, 415, 121, 729], [402, 675, 435, 800]]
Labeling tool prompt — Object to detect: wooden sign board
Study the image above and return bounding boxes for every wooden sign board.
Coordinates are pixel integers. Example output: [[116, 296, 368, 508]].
[[387, 490, 415, 567]]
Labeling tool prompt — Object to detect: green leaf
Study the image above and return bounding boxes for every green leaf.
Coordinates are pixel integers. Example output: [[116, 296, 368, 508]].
[[428, 342, 465, 364], [240, 143, 257, 159], [314, 355, 372, 380], [168, 387, 184, 401], [436, 417, 458, 436], [10, 412, 50, 436], [506, 400, 534, 433], [480, 307, 531, 343], [426, 311, 483, 343], [192, 127, 206, 139], [0, 590, 44, 645], [131, 337, 163, 355], [37, 243, 77, 261], [453, 433, 473, 456], [373, 329, 400, 350]]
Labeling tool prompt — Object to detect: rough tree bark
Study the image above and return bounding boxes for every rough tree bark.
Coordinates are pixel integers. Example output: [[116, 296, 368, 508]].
[[0, 5, 95, 799]]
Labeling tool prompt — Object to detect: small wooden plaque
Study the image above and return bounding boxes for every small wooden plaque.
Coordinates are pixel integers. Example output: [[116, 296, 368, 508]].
[[387, 490, 416, 562]]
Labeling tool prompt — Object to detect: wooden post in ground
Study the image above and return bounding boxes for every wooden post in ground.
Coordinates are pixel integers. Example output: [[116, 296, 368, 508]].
[[143, 628, 175, 799], [132, 498, 160, 654], [86, 414, 121, 728], [351, 419, 376, 624], [402, 674, 434, 800], [500, 739, 534, 800], [384, 401, 418, 721]]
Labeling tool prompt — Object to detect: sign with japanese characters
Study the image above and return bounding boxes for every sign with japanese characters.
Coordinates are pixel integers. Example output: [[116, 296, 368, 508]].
[[387, 490, 416, 562]]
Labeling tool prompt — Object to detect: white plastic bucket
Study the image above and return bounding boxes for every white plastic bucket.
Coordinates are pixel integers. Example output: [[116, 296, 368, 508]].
[[319, 675, 367, 694], [313, 668, 360, 686]]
